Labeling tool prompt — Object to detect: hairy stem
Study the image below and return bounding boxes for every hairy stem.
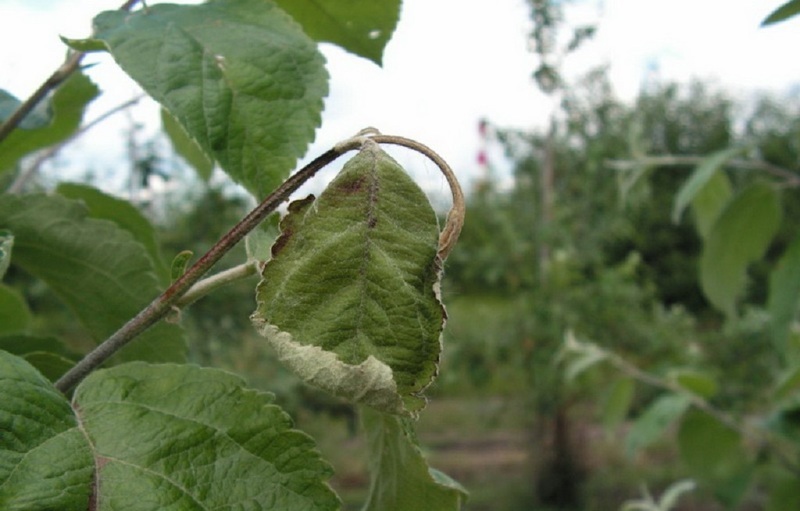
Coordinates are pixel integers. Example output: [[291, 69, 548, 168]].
[[175, 261, 259, 308], [0, 0, 141, 146]]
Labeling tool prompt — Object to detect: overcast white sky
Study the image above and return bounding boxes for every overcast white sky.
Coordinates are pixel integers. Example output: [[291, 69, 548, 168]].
[[1, 0, 798, 197]]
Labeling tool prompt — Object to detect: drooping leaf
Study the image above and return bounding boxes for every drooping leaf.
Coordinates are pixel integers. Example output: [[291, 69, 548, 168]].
[[768, 234, 800, 356], [603, 377, 635, 433], [626, 393, 692, 455], [762, 0, 800, 26], [73, 362, 339, 510], [0, 71, 99, 174], [0, 89, 51, 129], [0, 285, 31, 335], [690, 170, 733, 240], [67, 0, 328, 198], [57, 182, 170, 284], [678, 411, 745, 480], [0, 229, 11, 280], [272, 0, 401, 64], [700, 182, 782, 318], [253, 143, 443, 416], [0, 350, 93, 510], [0, 194, 185, 363], [672, 147, 743, 224], [161, 108, 214, 181], [361, 406, 467, 511], [0, 335, 78, 382]]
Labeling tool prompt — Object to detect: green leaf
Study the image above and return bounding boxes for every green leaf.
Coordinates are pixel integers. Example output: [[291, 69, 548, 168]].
[[0, 89, 51, 129], [626, 393, 692, 455], [57, 182, 170, 284], [768, 234, 800, 356], [245, 217, 279, 263], [0, 194, 185, 363], [170, 250, 194, 282], [273, 0, 401, 64], [671, 369, 718, 399], [0, 350, 93, 510], [253, 143, 443, 416], [678, 411, 744, 480], [673, 147, 742, 225], [0, 284, 31, 335], [603, 377, 635, 433], [0, 229, 11, 280], [690, 170, 733, 240], [775, 365, 800, 400], [71, 0, 327, 198], [74, 362, 339, 510], [700, 182, 782, 318], [762, 0, 800, 26], [361, 406, 467, 511], [0, 335, 79, 382], [161, 108, 214, 181], [0, 71, 99, 174]]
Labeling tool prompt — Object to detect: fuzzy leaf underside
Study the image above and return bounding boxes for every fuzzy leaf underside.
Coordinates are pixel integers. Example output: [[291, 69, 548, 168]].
[[253, 143, 443, 415], [272, 0, 401, 65], [0, 352, 339, 510], [361, 406, 468, 511], [68, 0, 328, 198], [0, 194, 185, 363]]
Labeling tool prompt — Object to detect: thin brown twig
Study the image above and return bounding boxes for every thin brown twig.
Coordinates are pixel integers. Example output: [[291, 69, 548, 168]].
[[0, 0, 142, 146], [7, 94, 145, 194]]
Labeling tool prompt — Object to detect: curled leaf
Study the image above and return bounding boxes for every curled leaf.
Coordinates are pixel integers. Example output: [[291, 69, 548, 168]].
[[253, 142, 444, 415]]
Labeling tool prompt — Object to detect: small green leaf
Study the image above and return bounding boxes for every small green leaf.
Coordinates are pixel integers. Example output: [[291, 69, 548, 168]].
[[762, 0, 800, 26], [74, 362, 340, 510], [0, 350, 93, 510], [361, 406, 467, 511], [678, 411, 744, 480], [253, 143, 443, 415], [0, 89, 51, 129], [603, 377, 635, 433], [626, 393, 692, 455], [273, 0, 401, 64], [57, 182, 170, 284], [658, 480, 697, 511], [0, 284, 31, 335], [0, 229, 12, 280], [170, 250, 194, 282], [775, 365, 800, 400], [0, 335, 79, 382], [161, 108, 214, 181], [768, 234, 800, 356], [0, 194, 185, 363], [690, 170, 732, 240], [671, 369, 718, 399], [71, 0, 327, 197], [700, 182, 782, 318], [0, 71, 99, 174], [672, 147, 743, 224]]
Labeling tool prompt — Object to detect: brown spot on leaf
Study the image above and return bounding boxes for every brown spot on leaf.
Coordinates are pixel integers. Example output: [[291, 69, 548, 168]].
[[337, 175, 366, 194]]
